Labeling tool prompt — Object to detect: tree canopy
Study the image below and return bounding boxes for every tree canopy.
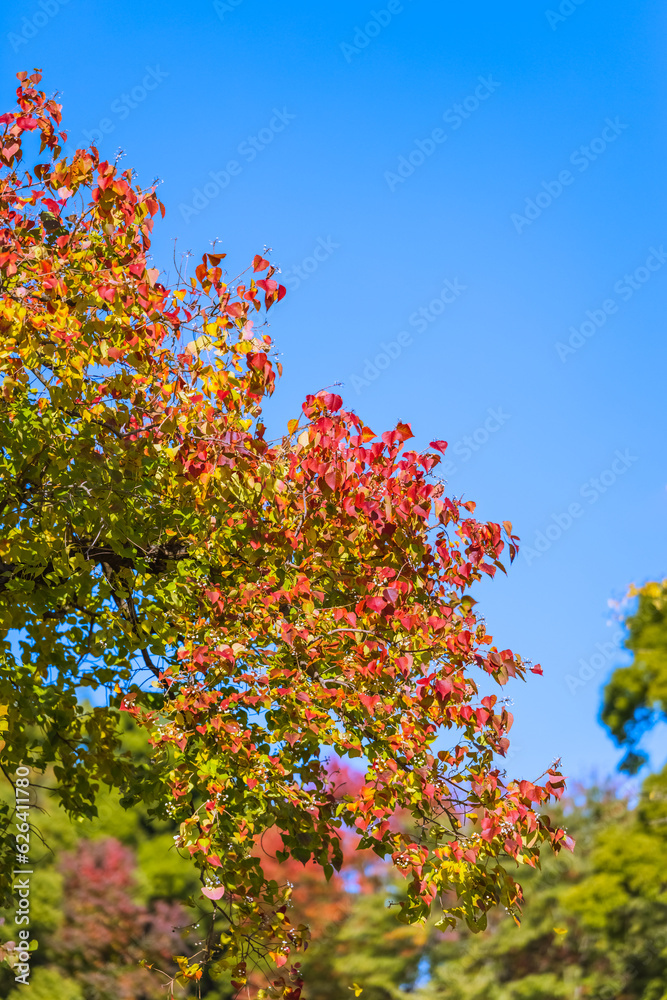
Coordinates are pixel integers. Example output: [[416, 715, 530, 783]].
[[0, 72, 571, 996]]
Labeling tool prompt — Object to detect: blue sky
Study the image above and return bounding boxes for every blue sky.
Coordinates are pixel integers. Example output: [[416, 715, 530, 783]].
[[3, 0, 666, 784]]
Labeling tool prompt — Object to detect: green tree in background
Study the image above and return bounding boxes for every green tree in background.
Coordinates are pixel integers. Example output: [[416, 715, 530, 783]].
[[602, 580, 667, 774], [0, 718, 200, 999]]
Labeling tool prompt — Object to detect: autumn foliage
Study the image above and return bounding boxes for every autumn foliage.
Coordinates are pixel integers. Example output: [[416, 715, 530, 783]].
[[52, 838, 186, 999], [0, 72, 572, 996]]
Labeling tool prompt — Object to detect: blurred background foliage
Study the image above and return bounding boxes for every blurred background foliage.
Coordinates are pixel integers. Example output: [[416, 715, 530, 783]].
[[1, 580, 666, 999]]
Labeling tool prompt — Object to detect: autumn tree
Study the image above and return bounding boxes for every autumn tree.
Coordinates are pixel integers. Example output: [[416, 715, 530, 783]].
[[0, 72, 572, 997], [49, 838, 186, 999], [292, 583, 667, 999]]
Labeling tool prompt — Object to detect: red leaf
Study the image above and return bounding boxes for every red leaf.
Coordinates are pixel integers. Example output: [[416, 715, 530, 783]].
[[42, 198, 61, 216], [435, 678, 453, 700], [429, 440, 448, 454], [396, 655, 413, 677], [202, 885, 225, 900]]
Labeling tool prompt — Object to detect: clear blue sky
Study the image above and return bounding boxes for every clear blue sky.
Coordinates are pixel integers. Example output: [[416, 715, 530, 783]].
[[3, 0, 666, 784]]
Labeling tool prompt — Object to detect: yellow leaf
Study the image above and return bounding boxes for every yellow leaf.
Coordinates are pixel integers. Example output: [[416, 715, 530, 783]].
[[553, 926, 568, 935], [185, 335, 215, 356]]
